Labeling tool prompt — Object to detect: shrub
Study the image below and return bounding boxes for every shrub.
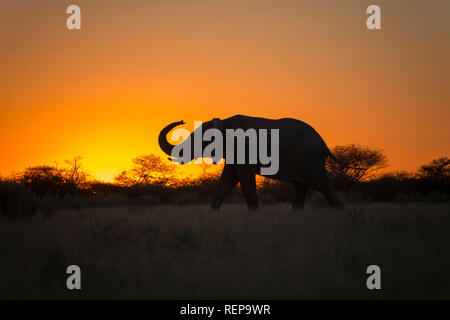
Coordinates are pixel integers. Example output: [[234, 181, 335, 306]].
[[0, 181, 39, 218]]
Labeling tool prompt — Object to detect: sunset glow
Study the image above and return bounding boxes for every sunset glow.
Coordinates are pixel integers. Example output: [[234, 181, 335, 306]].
[[1, 0, 449, 181]]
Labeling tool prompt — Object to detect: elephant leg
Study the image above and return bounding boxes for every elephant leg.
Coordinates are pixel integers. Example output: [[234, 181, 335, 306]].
[[292, 182, 308, 210], [308, 164, 344, 210], [321, 186, 344, 209], [237, 166, 259, 210], [211, 165, 238, 210]]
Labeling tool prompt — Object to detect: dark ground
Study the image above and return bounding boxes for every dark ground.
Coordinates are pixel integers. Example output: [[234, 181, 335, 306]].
[[1, 202, 450, 299]]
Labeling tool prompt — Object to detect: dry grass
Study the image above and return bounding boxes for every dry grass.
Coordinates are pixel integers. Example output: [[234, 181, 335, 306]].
[[1, 202, 450, 299]]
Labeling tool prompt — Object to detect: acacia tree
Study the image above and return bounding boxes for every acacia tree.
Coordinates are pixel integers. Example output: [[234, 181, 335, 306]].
[[113, 171, 134, 186], [327, 144, 388, 187], [62, 156, 90, 188], [20, 165, 65, 196], [418, 157, 450, 180], [114, 154, 177, 186], [20, 156, 90, 196]]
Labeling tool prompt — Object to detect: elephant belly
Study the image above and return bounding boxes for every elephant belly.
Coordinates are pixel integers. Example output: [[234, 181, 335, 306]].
[[258, 153, 309, 184]]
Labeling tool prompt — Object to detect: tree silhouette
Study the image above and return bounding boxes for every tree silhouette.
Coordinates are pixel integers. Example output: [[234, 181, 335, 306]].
[[20, 165, 65, 196], [62, 156, 89, 188], [114, 154, 177, 186], [113, 170, 134, 186], [418, 157, 450, 180], [327, 144, 388, 188], [19, 157, 90, 196]]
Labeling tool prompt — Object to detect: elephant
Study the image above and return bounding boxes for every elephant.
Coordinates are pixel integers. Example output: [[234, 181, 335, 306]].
[[158, 115, 344, 210]]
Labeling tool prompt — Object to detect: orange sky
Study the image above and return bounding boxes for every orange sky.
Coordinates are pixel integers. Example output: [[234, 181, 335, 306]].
[[1, 0, 449, 182]]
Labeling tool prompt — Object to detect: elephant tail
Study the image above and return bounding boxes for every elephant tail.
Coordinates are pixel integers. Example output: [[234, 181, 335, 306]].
[[325, 148, 359, 170]]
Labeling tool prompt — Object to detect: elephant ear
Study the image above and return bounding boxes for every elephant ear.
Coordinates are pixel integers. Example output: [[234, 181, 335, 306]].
[[211, 118, 224, 132]]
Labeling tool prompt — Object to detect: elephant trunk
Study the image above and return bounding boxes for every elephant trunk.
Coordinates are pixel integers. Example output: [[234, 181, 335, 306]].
[[158, 120, 185, 156]]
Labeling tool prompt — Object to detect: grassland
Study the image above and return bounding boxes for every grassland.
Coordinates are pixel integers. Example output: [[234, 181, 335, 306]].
[[1, 202, 450, 299]]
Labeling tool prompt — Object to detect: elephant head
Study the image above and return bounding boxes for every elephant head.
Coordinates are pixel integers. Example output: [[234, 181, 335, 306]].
[[158, 118, 224, 164]]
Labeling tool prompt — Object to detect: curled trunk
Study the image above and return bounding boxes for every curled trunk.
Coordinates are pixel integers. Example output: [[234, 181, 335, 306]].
[[158, 120, 184, 156]]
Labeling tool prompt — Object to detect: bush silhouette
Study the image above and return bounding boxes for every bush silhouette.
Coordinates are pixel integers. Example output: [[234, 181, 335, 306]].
[[327, 144, 387, 190], [20, 165, 66, 197], [1, 151, 449, 218], [114, 154, 177, 186]]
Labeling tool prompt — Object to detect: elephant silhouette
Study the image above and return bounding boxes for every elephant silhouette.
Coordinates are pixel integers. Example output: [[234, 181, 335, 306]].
[[159, 115, 344, 210]]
